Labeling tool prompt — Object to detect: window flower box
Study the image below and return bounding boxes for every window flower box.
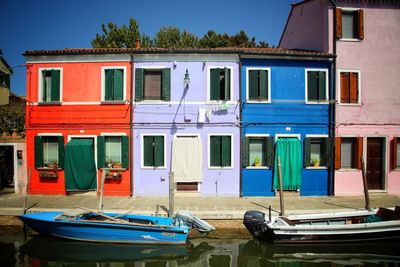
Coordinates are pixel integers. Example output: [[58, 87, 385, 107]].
[[39, 170, 58, 178]]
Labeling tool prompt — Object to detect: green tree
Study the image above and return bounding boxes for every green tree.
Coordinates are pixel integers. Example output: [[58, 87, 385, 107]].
[[0, 108, 25, 134], [91, 18, 140, 48], [154, 27, 182, 48]]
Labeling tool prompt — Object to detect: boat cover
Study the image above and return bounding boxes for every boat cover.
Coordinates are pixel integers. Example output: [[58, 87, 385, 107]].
[[175, 211, 215, 235]]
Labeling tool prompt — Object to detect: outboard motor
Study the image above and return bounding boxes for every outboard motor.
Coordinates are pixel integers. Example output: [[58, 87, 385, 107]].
[[243, 210, 267, 240], [175, 211, 215, 235]]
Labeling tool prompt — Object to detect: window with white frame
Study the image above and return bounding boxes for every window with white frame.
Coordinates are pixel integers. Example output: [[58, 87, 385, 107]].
[[209, 135, 232, 167], [103, 67, 125, 101], [135, 68, 171, 101], [336, 8, 364, 40], [105, 136, 122, 163], [247, 68, 270, 102], [306, 69, 328, 103], [143, 135, 165, 167], [40, 69, 61, 102], [209, 67, 232, 101], [242, 136, 274, 168], [34, 135, 64, 168]]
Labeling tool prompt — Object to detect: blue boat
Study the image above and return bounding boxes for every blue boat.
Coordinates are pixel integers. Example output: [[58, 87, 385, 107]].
[[18, 209, 214, 245]]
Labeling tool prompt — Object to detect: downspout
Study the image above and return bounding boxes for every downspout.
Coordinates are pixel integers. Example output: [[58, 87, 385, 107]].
[[239, 53, 243, 197], [328, 0, 337, 196], [129, 52, 134, 196]]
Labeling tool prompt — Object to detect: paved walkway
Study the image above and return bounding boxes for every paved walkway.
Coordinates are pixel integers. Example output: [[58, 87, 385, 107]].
[[1, 190, 399, 219]]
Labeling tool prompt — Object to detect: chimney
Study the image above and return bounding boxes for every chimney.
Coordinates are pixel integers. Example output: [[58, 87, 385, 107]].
[[136, 37, 141, 49]]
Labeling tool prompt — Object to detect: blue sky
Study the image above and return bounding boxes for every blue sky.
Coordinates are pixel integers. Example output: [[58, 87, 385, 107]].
[[2, 0, 295, 96]]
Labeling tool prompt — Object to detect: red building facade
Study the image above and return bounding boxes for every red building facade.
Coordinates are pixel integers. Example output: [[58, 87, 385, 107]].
[[25, 49, 132, 196]]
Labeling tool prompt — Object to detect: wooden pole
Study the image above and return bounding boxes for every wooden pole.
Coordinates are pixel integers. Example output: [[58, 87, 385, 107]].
[[277, 156, 285, 216], [23, 168, 32, 214], [98, 170, 106, 213], [169, 171, 175, 217], [361, 157, 371, 211]]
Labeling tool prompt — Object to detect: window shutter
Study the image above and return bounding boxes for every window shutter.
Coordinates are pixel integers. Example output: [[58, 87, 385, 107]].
[[266, 137, 274, 167], [34, 136, 43, 168], [122, 136, 129, 169], [390, 138, 397, 170], [318, 71, 326, 101], [143, 136, 154, 166], [340, 72, 350, 103], [57, 136, 65, 168], [324, 137, 333, 168], [242, 137, 249, 167], [210, 69, 220, 100], [307, 71, 318, 101], [224, 68, 231, 100], [162, 68, 171, 101], [135, 68, 144, 101], [358, 9, 364, 40], [105, 69, 113, 101], [50, 70, 60, 102], [350, 72, 358, 104], [210, 136, 221, 166], [154, 136, 164, 167], [335, 137, 341, 170], [355, 137, 363, 169], [336, 8, 343, 39], [113, 69, 124, 101], [42, 70, 47, 102], [248, 70, 259, 100], [221, 136, 231, 167], [304, 137, 311, 167], [97, 136, 105, 168], [259, 70, 268, 100]]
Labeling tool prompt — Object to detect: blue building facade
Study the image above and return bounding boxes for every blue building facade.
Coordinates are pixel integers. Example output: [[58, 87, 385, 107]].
[[241, 53, 334, 196]]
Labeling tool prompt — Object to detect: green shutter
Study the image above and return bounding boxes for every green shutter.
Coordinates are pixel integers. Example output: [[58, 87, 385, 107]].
[[113, 69, 124, 101], [42, 70, 47, 102], [221, 136, 231, 167], [143, 136, 154, 166], [210, 68, 220, 100], [224, 68, 231, 100], [154, 136, 164, 167], [318, 71, 326, 101], [57, 136, 65, 168], [97, 136, 105, 168], [135, 68, 144, 101], [260, 70, 268, 100], [210, 136, 221, 166], [324, 137, 333, 167], [51, 70, 60, 102], [121, 136, 129, 169], [307, 71, 318, 101], [162, 68, 171, 101], [242, 137, 249, 167], [105, 69, 113, 101], [34, 136, 43, 168], [265, 137, 274, 167], [304, 137, 311, 167], [248, 70, 258, 100]]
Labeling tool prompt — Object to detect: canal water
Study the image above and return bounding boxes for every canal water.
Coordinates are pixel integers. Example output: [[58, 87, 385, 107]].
[[1, 227, 400, 266]]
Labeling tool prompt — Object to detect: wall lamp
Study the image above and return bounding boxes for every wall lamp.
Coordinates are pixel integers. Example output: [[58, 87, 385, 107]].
[[184, 69, 190, 87]]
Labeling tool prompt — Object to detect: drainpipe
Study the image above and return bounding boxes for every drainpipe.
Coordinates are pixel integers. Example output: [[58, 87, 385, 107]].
[[130, 52, 134, 196], [239, 53, 243, 197], [328, 0, 337, 196]]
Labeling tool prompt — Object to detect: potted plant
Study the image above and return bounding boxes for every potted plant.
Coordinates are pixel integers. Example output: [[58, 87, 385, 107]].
[[311, 156, 320, 167], [253, 156, 261, 167], [48, 160, 58, 170], [106, 158, 113, 168], [113, 161, 122, 169]]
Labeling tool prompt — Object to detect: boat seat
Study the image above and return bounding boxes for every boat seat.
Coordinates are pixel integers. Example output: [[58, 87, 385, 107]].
[[279, 217, 296, 226], [376, 207, 397, 221]]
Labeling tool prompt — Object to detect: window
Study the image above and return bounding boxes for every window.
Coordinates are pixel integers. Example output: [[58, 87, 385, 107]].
[[103, 68, 125, 101], [97, 135, 129, 169], [242, 136, 274, 168], [247, 68, 270, 102], [304, 137, 332, 167], [135, 68, 170, 101], [34, 135, 64, 168], [209, 67, 232, 101], [335, 137, 362, 170], [209, 135, 232, 167], [142, 135, 165, 167], [392, 137, 400, 169], [336, 8, 364, 40], [339, 71, 360, 104], [306, 69, 328, 103], [40, 69, 61, 102]]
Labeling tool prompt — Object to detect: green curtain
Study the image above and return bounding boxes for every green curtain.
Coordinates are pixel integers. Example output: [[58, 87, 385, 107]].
[[65, 139, 97, 191], [273, 138, 302, 190]]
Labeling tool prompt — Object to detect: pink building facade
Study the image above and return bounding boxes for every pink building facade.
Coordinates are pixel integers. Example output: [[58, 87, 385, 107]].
[[280, 0, 400, 195]]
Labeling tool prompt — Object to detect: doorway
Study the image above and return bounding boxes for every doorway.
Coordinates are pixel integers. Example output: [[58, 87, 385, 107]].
[[366, 138, 385, 190], [64, 138, 97, 191], [172, 135, 203, 192], [0, 145, 14, 190]]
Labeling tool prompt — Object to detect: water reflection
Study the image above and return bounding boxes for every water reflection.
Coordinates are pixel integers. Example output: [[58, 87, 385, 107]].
[[1, 233, 400, 266]]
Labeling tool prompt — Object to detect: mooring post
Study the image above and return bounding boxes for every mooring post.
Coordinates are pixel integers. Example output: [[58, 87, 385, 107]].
[[277, 156, 285, 216], [169, 171, 175, 217], [23, 168, 32, 214], [361, 157, 371, 211], [98, 170, 106, 213]]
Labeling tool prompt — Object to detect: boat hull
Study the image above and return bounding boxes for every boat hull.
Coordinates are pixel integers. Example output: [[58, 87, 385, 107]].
[[19, 212, 189, 245]]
